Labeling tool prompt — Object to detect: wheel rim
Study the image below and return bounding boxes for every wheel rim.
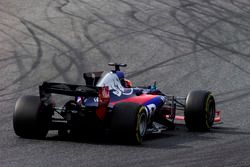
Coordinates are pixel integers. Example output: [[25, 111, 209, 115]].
[[207, 99, 215, 125], [139, 113, 147, 136]]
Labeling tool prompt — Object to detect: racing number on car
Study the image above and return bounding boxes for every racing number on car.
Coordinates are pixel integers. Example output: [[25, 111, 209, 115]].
[[145, 104, 156, 119]]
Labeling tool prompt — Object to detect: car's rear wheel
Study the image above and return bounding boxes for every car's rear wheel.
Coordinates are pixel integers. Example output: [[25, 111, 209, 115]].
[[184, 90, 216, 131], [111, 102, 147, 144], [13, 95, 52, 139]]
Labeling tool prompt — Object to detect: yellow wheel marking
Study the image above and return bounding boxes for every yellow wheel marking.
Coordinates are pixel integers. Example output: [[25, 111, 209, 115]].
[[205, 94, 212, 128], [136, 107, 145, 144]]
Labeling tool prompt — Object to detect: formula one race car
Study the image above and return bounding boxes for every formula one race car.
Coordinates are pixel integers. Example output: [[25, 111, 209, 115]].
[[13, 63, 221, 144]]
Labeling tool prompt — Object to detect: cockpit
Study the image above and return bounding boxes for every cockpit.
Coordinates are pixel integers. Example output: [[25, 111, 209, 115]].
[[83, 70, 132, 89]]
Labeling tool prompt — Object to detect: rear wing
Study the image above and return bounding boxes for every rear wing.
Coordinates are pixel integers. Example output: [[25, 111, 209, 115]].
[[39, 82, 98, 104]]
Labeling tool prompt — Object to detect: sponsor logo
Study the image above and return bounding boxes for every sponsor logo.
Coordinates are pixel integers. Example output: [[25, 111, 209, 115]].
[[145, 104, 156, 118], [94, 97, 98, 102], [160, 96, 166, 102]]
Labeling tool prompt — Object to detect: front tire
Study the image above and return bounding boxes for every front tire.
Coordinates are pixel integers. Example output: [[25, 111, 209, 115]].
[[13, 95, 52, 139], [111, 102, 147, 144], [184, 90, 216, 131]]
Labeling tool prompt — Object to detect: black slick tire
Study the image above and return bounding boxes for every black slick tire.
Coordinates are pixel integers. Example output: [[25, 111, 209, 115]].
[[13, 95, 51, 139], [184, 90, 216, 131], [111, 102, 147, 144]]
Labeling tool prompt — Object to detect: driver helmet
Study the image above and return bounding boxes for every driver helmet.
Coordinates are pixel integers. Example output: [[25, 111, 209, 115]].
[[124, 79, 132, 88], [116, 71, 132, 88], [116, 71, 126, 87]]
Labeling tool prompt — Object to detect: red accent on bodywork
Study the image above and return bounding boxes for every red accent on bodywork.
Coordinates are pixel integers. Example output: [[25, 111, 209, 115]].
[[111, 94, 156, 105], [96, 106, 107, 120], [166, 111, 222, 123], [96, 86, 110, 120], [214, 111, 221, 122]]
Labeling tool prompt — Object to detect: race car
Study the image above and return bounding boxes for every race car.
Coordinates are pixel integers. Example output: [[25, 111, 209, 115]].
[[13, 63, 221, 144]]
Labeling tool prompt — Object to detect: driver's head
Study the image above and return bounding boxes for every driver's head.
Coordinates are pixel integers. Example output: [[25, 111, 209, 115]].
[[124, 79, 132, 88], [115, 71, 132, 88]]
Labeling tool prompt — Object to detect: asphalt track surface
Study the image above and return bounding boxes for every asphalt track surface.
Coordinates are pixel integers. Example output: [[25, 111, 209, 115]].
[[0, 0, 250, 166]]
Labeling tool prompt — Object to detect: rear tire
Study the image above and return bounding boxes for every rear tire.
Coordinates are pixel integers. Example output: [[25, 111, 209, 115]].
[[13, 96, 52, 139], [184, 90, 215, 131], [111, 102, 147, 144]]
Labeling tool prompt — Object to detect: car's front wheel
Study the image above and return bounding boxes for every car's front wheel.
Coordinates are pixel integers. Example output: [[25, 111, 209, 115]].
[[184, 90, 216, 131]]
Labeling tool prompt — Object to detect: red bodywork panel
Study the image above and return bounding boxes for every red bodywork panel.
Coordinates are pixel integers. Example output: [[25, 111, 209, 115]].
[[96, 86, 110, 120], [110, 94, 157, 106]]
